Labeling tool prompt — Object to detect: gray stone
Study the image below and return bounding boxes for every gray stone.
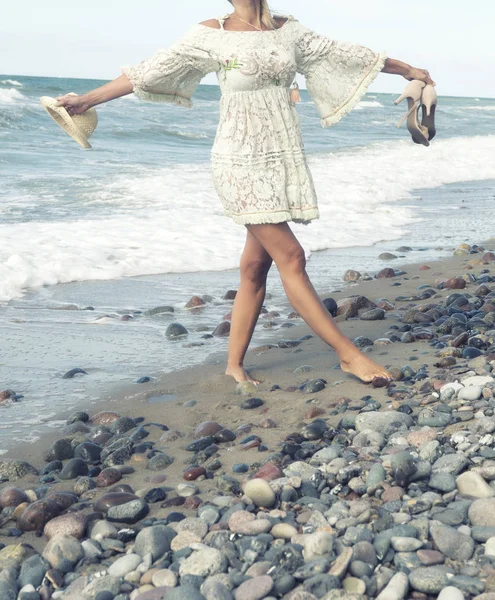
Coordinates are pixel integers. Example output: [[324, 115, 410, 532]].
[[0, 459, 38, 480], [437, 587, 465, 600], [432, 454, 469, 476], [469, 498, 495, 527], [179, 548, 225, 577], [367, 463, 386, 488], [235, 576, 273, 600], [107, 553, 142, 577], [430, 521, 474, 560], [18, 555, 50, 588], [134, 525, 175, 560], [429, 472, 456, 493], [107, 499, 149, 524], [82, 575, 121, 599], [417, 409, 452, 428], [42, 535, 84, 572], [409, 567, 451, 593], [166, 586, 206, 600], [376, 572, 409, 600], [355, 411, 413, 433]]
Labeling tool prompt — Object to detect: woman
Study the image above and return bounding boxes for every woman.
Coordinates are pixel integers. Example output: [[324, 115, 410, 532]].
[[55, 0, 435, 386]]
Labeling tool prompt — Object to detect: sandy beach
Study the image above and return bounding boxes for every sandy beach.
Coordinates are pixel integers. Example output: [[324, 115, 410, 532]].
[[1, 238, 495, 600]]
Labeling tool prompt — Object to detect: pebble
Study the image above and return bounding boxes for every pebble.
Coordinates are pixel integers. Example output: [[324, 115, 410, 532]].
[[457, 471, 494, 498], [42, 535, 84, 573], [234, 576, 273, 600], [108, 553, 142, 577], [179, 548, 224, 577], [244, 479, 276, 508]]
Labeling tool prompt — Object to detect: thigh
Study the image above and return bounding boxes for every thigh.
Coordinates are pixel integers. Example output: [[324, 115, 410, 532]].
[[246, 223, 304, 264]]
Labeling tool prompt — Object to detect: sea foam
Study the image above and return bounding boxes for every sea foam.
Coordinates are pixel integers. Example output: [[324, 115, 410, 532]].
[[1, 135, 494, 302]]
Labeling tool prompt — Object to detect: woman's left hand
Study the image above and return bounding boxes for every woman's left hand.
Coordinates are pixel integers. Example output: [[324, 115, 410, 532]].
[[405, 67, 436, 86]]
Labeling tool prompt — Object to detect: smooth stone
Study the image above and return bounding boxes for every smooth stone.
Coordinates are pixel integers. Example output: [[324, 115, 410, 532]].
[[59, 458, 89, 480], [430, 521, 474, 560], [108, 553, 142, 577], [302, 531, 334, 561], [409, 567, 451, 593], [271, 523, 298, 539], [244, 479, 276, 508], [94, 492, 138, 512], [240, 398, 264, 410], [432, 454, 469, 476], [195, 422, 223, 438], [235, 576, 273, 600], [89, 520, 118, 541], [179, 548, 224, 577], [42, 535, 84, 573], [485, 537, 495, 557], [152, 569, 178, 588], [376, 572, 409, 600], [390, 537, 423, 552], [437, 587, 466, 600], [165, 586, 206, 600], [458, 386, 483, 401], [0, 459, 38, 481], [0, 487, 29, 509], [166, 323, 188, 339], [469, 498, 495, 526], [343, 577, 366, 594], [134, 525, 174, 560], [355, 411, 413, 432], [148, 453, 174, 470], [429, 472, 456, 493], [175, 517, 208, 539], [457, 471, 494, 498], [43, 512, 87, 540], [17, 499, 62, 532], [96, 467, 122, 487], [107, 499, 149, 524], [18, 555, 50, 589]]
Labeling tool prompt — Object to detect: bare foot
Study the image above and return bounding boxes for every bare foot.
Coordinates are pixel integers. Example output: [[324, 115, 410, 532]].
[[339, 348, 392, 384], [225, 364, 260, 385]]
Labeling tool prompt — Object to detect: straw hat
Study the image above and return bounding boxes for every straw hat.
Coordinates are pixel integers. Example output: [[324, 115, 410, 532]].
[[40, 93, 98, 149]]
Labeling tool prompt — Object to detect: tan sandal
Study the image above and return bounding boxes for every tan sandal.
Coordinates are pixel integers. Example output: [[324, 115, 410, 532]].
[[395, 80, 430, 147]]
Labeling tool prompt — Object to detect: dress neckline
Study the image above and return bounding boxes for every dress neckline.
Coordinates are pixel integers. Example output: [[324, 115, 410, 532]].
[[199, 14, 294, 33]]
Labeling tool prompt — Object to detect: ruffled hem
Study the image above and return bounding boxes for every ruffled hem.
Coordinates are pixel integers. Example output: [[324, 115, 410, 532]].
[[320, 52, 387, 128], [120, 67, 193, 107], [226, 207, 320, 226]]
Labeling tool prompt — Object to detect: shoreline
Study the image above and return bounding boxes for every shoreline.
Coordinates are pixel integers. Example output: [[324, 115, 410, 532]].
[[5, 238, 494, 465], [0, 237, 494, 599]]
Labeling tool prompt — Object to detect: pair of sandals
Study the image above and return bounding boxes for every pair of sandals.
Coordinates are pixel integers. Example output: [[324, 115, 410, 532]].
[[395, 80, 437, 147]]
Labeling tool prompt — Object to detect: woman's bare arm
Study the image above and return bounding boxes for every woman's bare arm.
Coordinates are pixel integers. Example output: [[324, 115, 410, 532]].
[[382, 58, 435, 86], [56, 74, 134, 116]]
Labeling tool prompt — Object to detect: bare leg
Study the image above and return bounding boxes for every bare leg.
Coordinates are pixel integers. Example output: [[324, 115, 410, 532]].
[[225, 229, 273, 384], [246, 223, 391, 383]]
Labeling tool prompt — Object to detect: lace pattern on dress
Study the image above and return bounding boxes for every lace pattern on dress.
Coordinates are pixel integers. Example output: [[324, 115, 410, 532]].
[[294, 23, 387, 127], [121, 26, 220, 107]]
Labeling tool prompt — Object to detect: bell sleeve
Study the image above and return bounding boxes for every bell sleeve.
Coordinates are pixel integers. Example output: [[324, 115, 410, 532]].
[[295, 22, 387, 127], [120, 26, 219, 108]]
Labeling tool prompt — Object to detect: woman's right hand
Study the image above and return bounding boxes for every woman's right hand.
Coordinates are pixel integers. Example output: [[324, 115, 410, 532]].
[[55, 93, 92, 116]]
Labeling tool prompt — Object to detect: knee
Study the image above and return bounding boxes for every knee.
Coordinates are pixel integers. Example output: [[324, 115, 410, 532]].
[[240, 258, 272, 288], [279, 244, 306, 274]]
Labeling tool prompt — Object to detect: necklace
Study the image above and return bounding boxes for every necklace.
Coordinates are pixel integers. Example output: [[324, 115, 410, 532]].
[[229, 13, 263, 31]]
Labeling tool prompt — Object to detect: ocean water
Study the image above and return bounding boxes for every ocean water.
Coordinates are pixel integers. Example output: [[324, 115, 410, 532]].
[[0, 74, 494, 448]]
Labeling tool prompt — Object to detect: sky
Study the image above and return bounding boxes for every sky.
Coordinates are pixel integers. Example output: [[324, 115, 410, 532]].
[[1, 0, 493, 98]]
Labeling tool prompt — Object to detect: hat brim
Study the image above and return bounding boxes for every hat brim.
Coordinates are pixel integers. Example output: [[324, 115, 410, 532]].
[[40, 96, 92, 149]]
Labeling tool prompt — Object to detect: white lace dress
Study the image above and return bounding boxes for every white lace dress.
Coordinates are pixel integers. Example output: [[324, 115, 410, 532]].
[[121, 14, 387, 226]]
